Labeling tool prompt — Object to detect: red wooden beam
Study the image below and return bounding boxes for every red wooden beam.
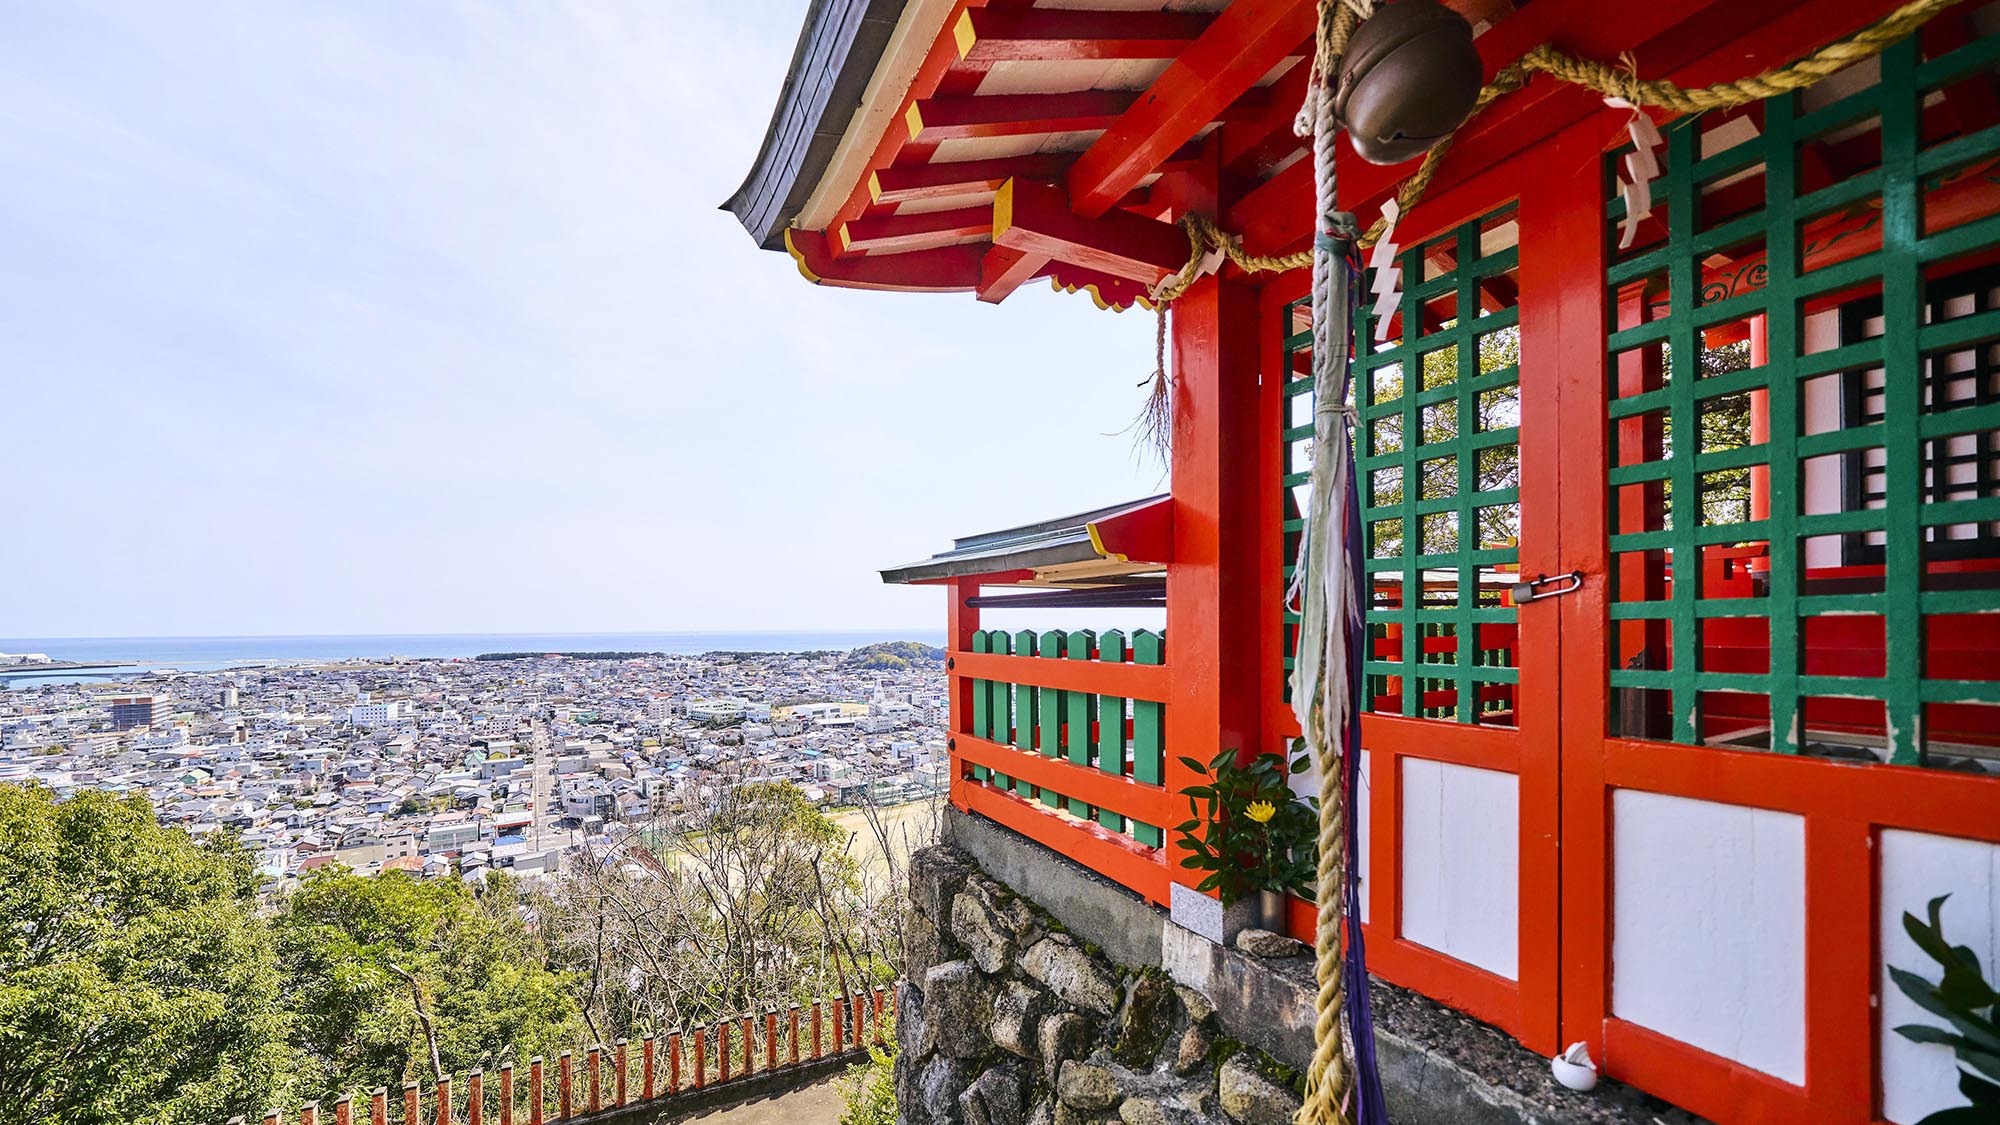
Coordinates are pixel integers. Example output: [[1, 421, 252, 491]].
[[1045, 262, 1158, 311], [907, 92, 1135, 142], [818, 0, 995, 254], [976, 245, 1050, 304], [950, 646, 1170, 700], [837, 206, 991, 254], [992, 177, 1187, 287], [953, 733, 1177, 825], [1229, 0, 1901, 255], [958, 784, 1169, 905], [871, 154, 1072, 205], [959, 9, 1214, 62], [783, 228, 981, 293], [1067, 0, 1314, 219]]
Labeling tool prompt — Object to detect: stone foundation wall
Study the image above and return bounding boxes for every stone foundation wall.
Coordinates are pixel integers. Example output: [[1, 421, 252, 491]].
[[898, 845, 1305, 1125]]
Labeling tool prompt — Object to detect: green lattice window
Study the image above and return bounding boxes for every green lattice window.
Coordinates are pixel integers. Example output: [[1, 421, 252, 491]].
[[1281, 206, 1526, 725], [1603, 29, 2000, 769]]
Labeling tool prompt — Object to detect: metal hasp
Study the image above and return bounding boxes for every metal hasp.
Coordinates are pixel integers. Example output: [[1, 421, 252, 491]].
[[1509, 571, 1584, 604]]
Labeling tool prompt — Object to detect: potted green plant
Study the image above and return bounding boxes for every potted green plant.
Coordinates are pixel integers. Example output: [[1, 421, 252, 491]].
[[1889, 894, 1999, 1124], [1174, 745, 1318, 930]]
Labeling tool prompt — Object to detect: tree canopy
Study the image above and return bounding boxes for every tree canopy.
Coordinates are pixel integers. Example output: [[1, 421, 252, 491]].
[[0, 786, 295, 1125]]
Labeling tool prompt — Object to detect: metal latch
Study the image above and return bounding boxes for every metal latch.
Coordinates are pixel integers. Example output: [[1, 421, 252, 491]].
[[1510, 571, 1584, 604]]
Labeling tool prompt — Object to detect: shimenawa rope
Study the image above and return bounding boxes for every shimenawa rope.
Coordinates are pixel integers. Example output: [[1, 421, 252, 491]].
[[1146, 0, 1971, 293]]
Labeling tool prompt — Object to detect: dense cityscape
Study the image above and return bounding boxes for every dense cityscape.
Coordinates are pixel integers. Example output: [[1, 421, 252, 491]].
[[0, 643, 949, 889]]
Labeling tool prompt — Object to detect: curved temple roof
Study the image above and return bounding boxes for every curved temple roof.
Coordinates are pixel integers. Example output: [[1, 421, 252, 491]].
[[722, 0, 910, 251]]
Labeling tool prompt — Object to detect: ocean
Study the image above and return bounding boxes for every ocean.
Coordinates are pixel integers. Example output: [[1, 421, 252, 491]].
[[0, 630, 946, 684]]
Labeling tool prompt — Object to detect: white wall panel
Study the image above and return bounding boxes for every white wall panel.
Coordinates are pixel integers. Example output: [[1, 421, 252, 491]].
[[1879, 829, 2000, 1125], [1358, 750, 1371, 924], [1611, 790, 1805, 1084], [1400, 758, 1517, 978]]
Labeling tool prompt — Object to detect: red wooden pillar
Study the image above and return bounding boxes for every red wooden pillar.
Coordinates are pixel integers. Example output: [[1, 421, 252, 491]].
[[499, 1064, 514, 1125], [1166, 271, 1266, 895], [1748, 314, 1771, 522], [1547, 115, 1616, 1064], [947, 575, 980, 811], [528, 1060, 544, 1125]]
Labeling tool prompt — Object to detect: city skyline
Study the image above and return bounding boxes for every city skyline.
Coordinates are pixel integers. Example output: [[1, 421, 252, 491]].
[[1, 0, 1164, 638]]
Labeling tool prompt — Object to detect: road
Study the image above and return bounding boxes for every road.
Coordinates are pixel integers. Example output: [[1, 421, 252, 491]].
[[528, 717, 553, 852]]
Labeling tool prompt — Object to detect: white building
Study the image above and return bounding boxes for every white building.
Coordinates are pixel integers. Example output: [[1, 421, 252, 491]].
[[687, 697, 750, 725], [350, 700, 403, 726]]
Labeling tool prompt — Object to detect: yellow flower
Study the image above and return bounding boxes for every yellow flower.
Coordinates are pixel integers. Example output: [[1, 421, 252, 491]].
[[1244, 800, 1276, 824]]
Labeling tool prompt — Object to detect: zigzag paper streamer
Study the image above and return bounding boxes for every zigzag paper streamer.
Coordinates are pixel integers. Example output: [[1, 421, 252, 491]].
[[1607, 98, 1663, 250], [1368, 198, 1401, 342]]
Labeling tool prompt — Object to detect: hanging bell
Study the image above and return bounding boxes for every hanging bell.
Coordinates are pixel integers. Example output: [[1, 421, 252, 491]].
[[1334, 0, 1484, 166]]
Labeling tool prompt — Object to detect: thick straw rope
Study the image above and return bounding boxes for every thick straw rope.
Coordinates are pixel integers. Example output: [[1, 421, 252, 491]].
[[1151, 0, 1971, 292], [1293, 4, 1362, 1123], [1133, 5, 1977, 1119], [1295, 2, 1970, 1123]]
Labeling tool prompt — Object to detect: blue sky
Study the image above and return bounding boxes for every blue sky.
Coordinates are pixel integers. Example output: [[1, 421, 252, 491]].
[[0, 1, 1163, 638]]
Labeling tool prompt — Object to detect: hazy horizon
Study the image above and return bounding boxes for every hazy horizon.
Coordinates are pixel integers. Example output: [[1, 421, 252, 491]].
[[2, 1, 1165, 639]]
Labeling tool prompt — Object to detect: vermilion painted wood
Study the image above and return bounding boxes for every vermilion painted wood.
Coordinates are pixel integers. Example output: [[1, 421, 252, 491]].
[[975, 245, 1049, 303], [960, 783, 1170, 904], [1546, 113, 1617, 1074], [1041, 261, 1157, 310], [1066, 0, 1313, 219], [961, 9, 1214, 62], [909, 92, 1136, 142], [1368, 936, 1530, 1043], [992, 178, 1187, 286], [821, 0, 992, 255], [1606, 1018, 1812, 1123], [1166, 269, 1267, 893], [1231, 0, 1898, 257], [1807, 815, 1876, 1122], [837, 206, 991, 255], [949, 650, 1167, 700], [1511, 122, 1586, 1057], [947, 577, 979, 813], [785, 229, 982, 293], [870, 155, 1070, 205], [1359, 713, 1520, 774], [953, 732, 1176, 824]]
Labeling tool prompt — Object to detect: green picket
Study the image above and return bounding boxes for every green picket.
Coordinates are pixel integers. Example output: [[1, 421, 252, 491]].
[[968, 631, 990, 784], [1094, 630, 1128, 834], [1063, 629, 1098, 819], [1037, 629, 1066, 810], [989, 631, 1013, 791], [1129, 630, 1165, 846]]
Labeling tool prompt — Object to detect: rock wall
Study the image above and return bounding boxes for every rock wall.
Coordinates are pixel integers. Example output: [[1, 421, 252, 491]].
[[898, 845, 1305, 1125]]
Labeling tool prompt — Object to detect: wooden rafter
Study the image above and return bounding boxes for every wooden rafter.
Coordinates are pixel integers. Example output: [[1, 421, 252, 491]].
[[1066, 0, 1315, 219], [976, 245, 1050, 304], [958, 9, 1214, 62], [784, 228, 981, 292], [992, 177, 1186, 286], [838, 206, 993, 255], [907, 91, 1135, 143], [871, 155, 1072, 206]]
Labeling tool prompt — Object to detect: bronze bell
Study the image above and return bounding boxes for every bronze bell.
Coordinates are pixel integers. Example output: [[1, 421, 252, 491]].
[[1334, 0, 1483, 166]]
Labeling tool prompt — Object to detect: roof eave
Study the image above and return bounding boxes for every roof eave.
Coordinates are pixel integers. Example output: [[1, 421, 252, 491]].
[[723, 0, 911, 251]]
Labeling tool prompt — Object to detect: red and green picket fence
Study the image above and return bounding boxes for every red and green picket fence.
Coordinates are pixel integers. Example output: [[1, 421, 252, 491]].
[[949, 627, 1175, 904], [230, 988, 891, 1125]]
